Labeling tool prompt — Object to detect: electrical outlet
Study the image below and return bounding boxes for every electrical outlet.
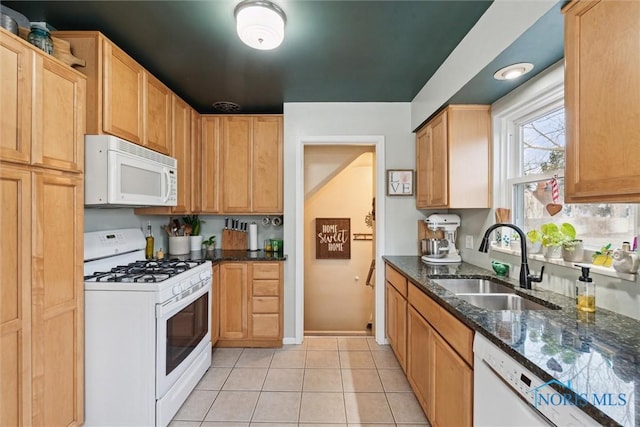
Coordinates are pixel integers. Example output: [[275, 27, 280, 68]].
[[465, 235, 474, 249]]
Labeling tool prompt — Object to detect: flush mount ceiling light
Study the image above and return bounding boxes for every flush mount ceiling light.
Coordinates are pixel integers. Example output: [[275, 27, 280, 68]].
[[234, 0, 286, 50], [493, 63, 534, 80]]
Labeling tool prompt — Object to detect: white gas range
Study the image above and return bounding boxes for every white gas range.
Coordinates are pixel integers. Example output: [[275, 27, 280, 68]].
[[83, 228, 212, 427]]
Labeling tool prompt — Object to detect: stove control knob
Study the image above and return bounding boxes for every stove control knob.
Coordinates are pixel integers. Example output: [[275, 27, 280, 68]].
[[172, 285, 182, 295]]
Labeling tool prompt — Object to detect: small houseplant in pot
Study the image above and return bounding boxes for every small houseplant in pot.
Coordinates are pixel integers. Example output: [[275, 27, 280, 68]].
[[203, 235, 216, 252], [540, 223, 564, 258], [183, 215, 205, 251], [526, 229, 543, 254], [559, 223, 584, 262]]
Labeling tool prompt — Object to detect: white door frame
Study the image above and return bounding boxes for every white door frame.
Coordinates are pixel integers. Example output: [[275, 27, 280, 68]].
[[295, 135, 386, 344]]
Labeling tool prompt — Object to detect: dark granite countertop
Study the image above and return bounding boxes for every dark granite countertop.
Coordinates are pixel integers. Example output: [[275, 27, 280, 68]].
[[173, 249, 287, 262], [383, 256, 639, 427]]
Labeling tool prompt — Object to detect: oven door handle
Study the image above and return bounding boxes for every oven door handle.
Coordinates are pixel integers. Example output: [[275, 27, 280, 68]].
[[156, 280, 211, 319]]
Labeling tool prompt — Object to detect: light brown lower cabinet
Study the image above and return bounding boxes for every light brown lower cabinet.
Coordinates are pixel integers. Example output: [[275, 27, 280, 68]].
[[217, 262, 283, 347], [211, 264, 220, 346], [406, 281, 474, 427], [407, 306, 433, 416], [385, 281, 407, 372]]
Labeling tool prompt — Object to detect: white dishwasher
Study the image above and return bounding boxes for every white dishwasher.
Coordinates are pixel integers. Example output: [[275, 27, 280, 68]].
[[473, 334, 598, 426]]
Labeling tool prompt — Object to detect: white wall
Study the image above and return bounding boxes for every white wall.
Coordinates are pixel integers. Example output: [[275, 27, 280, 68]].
[[284, 102, 422, 341]]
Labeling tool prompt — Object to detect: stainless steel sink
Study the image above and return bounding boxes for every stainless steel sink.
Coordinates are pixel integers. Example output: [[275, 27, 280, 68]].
[[435, 278, 515, 294], [455, 293, 553, 311]]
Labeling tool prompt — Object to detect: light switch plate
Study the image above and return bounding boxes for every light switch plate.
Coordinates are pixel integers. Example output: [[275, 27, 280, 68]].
[[465, 235, 474, 249]]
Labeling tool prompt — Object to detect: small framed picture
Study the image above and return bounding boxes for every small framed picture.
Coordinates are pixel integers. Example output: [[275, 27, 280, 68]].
[[387, 169, 414, 196]]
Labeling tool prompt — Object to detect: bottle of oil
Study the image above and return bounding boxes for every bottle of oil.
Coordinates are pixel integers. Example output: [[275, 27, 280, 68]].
[[575, 265, 595, 312], [145, 221, 154, 260]]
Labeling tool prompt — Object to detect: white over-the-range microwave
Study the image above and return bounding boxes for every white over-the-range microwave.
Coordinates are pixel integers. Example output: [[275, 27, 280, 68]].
[[85, 135, 178, 207]]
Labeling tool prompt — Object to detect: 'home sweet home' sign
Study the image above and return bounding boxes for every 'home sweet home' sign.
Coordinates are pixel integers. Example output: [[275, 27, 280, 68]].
[[315, 218, 351, 259]]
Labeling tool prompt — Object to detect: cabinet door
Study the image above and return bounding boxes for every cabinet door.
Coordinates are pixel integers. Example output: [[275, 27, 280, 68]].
[[564, 0, 640, 202], [427, 111, 448, 208], [252, 116, 283, 213], [0, 32, 32, 164], [33, 54, 85, 173], [200, 116, 221, 213], [407, 306, 433, 418], [385, 282, 407, 371], [415, 126, 429, 208], [171, 96, 191, 213], [31, 170, 83, 426], [0, 165, 32, 426], [432, 330, 472, 427], [385, 282, 397, 349], [222, 116, 252, 212], [211, 264, 220, 346], [143, 72, 171, 155], [219, 263, 248, 339], [190, 110, 202, 212], [102, 40, 143, 144]]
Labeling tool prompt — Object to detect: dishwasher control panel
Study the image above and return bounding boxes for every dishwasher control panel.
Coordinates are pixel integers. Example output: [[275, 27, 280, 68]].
[[474, 334, 598, 426]]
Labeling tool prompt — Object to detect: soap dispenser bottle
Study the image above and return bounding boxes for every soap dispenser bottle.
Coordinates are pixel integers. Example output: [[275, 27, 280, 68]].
[[575, 264, 595, 312]]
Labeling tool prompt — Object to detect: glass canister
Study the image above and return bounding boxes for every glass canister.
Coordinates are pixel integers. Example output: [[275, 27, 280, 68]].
[[28, 25, 54, 55]]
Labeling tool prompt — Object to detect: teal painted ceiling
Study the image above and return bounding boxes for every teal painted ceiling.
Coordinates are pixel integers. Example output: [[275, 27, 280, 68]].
[[4, 1, 564, 114]]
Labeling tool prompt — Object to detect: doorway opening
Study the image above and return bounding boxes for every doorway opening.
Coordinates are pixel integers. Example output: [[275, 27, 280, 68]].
[[304, 147, 375, 336], [294, 136, 386, 344]]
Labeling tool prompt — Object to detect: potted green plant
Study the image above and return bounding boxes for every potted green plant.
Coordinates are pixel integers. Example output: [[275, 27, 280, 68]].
[[540, 223, 565, 258], [526, 229, 542, 254], [203, 235, 216, 252], [559, 223, 584, 262], [183, 215, 205, 251]]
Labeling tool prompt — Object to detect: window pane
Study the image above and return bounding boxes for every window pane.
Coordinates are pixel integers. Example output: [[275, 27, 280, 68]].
[[517, 178, 636, 249], [522, 108, 565, 175]]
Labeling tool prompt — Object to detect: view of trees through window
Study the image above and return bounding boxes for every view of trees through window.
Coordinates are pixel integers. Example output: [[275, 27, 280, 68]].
[[517, 108, 636, 250]]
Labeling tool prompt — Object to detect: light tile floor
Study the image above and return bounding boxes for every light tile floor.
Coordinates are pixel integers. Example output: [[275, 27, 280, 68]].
[[170, 336, 430, 427]]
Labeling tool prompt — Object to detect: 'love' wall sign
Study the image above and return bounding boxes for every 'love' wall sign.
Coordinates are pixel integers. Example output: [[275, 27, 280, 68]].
[[315, 218, 351, 259]]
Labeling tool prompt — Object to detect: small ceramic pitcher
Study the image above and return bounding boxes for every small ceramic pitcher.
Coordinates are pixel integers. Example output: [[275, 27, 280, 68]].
[[612, 249, 639, 274]]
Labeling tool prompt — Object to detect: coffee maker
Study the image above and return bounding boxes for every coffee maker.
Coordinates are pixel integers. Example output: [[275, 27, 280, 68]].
[[421, 214, 462, 264]]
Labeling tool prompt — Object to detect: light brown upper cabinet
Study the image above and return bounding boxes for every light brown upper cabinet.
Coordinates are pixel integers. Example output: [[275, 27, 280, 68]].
[[171, 95, 192, 213], [134, 95, 194, 216], [222, 116, 252, 212], [199, 116, 221, 213], [563, 0, 640, 202], [143, 73, 172, 155], [1, 30, 33, 164], [415, 105, 491, 209], [220, 115, 283, 214], [1, 30, 85, 173], [102, 40, 143, 144], [55, 31, 172, 154]]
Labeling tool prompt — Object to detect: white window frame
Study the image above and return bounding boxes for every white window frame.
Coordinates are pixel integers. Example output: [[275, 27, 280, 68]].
[[491, 61, 638, 280], [491, 60, 565, 211]]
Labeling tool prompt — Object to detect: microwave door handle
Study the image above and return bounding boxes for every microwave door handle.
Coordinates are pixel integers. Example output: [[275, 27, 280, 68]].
[[163, 169, 172, 203]]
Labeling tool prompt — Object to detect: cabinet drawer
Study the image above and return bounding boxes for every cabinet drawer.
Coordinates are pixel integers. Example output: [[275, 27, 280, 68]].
[[385, 264, 407, 296], [253, 297, 279, 313], [408, 283, 473, 366], [253, 280, 279, 296], [252, 263, 280, 280], [251, 313, 280, 338]]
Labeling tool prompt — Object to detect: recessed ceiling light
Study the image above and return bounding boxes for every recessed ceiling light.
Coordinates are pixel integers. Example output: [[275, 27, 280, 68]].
[[493, 63, 534, 80]]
